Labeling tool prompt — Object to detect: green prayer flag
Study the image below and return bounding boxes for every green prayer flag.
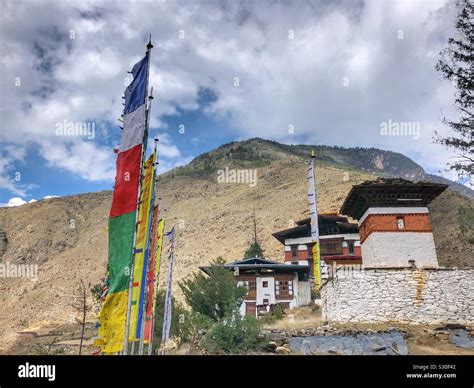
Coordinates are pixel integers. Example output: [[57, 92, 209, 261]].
[[108, 211, 136, 294]]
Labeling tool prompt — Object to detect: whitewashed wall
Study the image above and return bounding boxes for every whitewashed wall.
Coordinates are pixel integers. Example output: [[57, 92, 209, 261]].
[[321, 269, 474, 325], [362, 232, 439, 268], [298, 281, 312, 306]]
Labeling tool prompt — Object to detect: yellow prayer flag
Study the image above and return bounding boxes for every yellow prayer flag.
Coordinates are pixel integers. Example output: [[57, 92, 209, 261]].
[[128, 153, 156, 341], [312, 242, 321, 290], [98, 290, 129, 353]]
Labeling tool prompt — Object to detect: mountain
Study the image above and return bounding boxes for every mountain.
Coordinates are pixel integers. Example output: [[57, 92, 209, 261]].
[[427, 174, 473, 200], [170, 138, 472, 198], [0, 138, 472, 353]]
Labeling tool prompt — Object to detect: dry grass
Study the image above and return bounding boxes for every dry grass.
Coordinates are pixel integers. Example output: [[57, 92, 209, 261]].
[[262, 306, 323, 330]]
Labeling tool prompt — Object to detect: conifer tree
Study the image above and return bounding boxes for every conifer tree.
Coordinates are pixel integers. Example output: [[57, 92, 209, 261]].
[[435, 0, 473, 182]]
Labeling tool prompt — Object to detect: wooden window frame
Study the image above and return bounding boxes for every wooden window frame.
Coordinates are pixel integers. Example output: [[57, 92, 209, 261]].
[[276, 279, 293, 299], [291, 245, 298, 258], [320, 239, 343, 256], [348, 241, 355, 254]]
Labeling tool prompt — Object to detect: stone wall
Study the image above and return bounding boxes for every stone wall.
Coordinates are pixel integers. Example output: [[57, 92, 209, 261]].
[[321, 268, 474, 325]]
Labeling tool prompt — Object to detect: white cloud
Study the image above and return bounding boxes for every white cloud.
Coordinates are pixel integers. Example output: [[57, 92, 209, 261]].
[[0, 197, 37, 207], [0, 196, 57, 207], [40, 140, 116, 182], [0, 197, 28, 207], [0, 0, 464, 198], [155, 133, 182, 158], [0, 145, 29, 196]]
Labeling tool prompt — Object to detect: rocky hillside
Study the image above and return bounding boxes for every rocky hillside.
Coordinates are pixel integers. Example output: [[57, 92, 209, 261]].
[[0, 138, 472, 353], [171, 138, 472, 198]]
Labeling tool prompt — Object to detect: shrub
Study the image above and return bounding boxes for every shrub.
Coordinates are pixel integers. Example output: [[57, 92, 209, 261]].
[[202, 310, 261, 354], [272, 304, 285, 320], [259, 304, 285, 324]]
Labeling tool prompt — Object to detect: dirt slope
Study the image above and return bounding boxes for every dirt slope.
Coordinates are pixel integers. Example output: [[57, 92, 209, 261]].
[[0, 140, 472, 353]]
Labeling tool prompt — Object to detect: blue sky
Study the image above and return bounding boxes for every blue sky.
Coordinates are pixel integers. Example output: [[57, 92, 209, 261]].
[[0, 98, 233, 203], [0, 0, 467, 206]]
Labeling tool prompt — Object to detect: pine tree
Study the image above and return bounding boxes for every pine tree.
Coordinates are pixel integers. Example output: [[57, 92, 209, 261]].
[[244, 241, 265, 259], [179, 257, 248, 322], [435, 0, 473, 182], [243, 208, 265, 259]]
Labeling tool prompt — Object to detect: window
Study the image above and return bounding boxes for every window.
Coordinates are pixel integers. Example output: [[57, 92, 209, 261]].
[[291, 245, 298, 258], [320, 240, 343, 255], [262, 281, 268, 288], [397, 216, 405, 230], [276, 280, 293, 298], [348, 241, 355, 255], [245, 280, 256, 297], [263, 299, 269, 304]]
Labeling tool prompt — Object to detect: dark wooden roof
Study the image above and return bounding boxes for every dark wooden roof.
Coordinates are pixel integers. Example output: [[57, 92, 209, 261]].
[[340, 178, 448, 220], [272, 215, 359, 244], [296, 214, 349, 225], [199, 256, 310, 279], [227, 257, 281, 266]]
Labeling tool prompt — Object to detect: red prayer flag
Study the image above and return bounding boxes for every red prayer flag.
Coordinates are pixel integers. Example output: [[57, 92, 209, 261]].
[[109, 144, 142, 217]]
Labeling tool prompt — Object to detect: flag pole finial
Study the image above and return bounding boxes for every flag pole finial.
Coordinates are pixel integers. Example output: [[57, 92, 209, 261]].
[[147, 34, 153, 50]]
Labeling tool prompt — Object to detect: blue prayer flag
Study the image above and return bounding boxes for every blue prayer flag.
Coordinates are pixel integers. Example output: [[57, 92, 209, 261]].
[[124, 54, 148, 114]]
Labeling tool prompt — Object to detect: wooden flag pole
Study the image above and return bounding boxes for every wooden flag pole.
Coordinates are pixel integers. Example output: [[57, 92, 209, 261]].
[[123, 36, 153, 355]]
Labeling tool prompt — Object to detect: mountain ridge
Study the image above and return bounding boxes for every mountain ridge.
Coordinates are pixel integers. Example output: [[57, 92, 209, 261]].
[[165, 138, 472, 199]]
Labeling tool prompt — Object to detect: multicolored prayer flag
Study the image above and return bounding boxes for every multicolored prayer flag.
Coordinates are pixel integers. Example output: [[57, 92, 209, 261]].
[[97, 52, 149, 354]]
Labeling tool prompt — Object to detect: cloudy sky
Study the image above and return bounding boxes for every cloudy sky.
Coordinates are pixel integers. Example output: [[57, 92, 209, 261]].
[[0, 0, 464, 206]]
